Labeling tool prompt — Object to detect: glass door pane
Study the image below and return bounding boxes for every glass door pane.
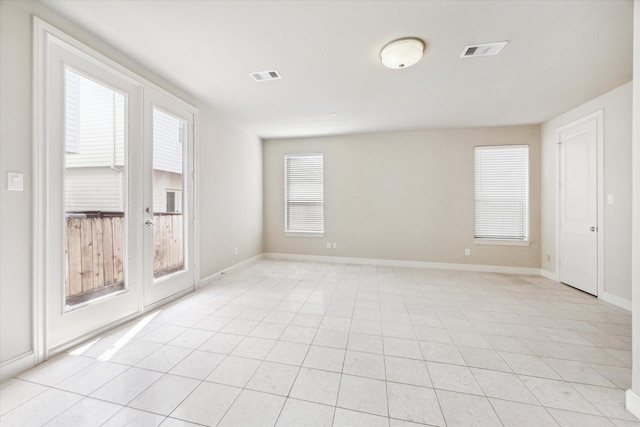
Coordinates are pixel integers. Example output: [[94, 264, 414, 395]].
[[152, 108, 185, 279], [64, 68, 127, 307]]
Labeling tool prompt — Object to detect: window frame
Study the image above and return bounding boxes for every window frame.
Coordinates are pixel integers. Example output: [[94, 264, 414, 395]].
[[283, 153, 325, 237], [473, 144, 530, 247]]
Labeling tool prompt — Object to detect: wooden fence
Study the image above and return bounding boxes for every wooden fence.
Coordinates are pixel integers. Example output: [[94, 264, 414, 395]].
[[65, 212, 183, 302], [153, 213, 184, 278]]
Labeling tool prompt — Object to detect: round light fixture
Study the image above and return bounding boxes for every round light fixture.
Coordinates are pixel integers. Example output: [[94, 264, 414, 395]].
[[380, 37, 425, 69]]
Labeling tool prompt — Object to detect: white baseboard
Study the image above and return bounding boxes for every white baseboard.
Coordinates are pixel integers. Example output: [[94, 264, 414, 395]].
[[199, 254, 264, 287], [538, 270, 630, 311], [0, 351, 35, 384], [528, 272, 632, 312], [627, 389, 640, 419], [264, 253, 540, 275], [540, 269, 558, 281], [600, 291, 632, 312]]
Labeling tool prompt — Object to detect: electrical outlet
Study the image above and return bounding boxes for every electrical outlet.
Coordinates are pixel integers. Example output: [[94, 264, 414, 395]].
[[234, 247, 238, 256], [332, 243, 337, 249], [464, 248, 470, 256], [326, 242, 331, 249], [546, 254, 551, 262]]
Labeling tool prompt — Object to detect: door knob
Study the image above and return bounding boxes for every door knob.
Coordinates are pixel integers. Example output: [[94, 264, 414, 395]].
[[590, 226, 596, 232], [145, 219, 155, 227]]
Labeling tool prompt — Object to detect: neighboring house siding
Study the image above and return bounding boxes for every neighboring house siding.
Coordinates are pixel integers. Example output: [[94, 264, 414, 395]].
[[65, 167, 181, 213], [153, 109, 183, 174], [65, 71, 80, 153], [64, 81, 183, 213], [66, 167, 123, 212], [114, 97, 125, 166], [65, 69, 125, 168], [153, 169, 183, 213]]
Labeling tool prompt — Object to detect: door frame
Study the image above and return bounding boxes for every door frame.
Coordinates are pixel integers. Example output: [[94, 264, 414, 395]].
[[554, 110, 604, 296], [33, 17, 200, 365]]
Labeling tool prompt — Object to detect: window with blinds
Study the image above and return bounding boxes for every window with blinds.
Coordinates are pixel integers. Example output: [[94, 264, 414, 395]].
[[474, 145, 529, 241], [284, 154, 324, 234]]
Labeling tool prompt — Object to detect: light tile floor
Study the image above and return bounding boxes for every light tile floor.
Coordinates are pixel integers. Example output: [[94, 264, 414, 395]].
[[1, 259, 638, 426]]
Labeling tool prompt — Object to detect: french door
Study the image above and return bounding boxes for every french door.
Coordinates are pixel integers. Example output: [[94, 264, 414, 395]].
[[40, 24, 195, 352]]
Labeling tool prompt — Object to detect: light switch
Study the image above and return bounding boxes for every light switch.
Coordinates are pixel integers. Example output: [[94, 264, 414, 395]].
[[607, 194, 614, 205], [7, 172, 23, 191]]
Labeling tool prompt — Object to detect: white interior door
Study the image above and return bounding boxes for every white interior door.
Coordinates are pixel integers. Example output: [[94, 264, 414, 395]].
[[142, 89, 195, 307], [559, 118, 598, 295], [46, 37, 144, 350]]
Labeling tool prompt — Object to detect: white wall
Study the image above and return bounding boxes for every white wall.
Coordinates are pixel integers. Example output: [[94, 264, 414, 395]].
[[0, 0, 263, 375], [198, 109, 264, 278], [540, 82, 633, 303], [0, 0, 34, 367], [264, 125, 541, 269]]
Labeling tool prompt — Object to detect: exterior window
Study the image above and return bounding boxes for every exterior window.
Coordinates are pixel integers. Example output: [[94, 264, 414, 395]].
[[284, 154, 324, 235], [166, 191, 176, 212], [474, 145, 529, 241]]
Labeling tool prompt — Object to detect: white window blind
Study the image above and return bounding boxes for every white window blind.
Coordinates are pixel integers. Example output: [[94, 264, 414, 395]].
[[284, 154, 324, 234], [474, 145, 529, 240]]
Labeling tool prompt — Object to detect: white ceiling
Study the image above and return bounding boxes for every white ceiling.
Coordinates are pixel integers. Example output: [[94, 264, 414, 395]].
[[42, 0, 633, 139]]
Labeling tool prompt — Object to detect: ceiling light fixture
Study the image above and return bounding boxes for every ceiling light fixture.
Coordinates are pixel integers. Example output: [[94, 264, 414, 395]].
[[380, 37, 425, 69]]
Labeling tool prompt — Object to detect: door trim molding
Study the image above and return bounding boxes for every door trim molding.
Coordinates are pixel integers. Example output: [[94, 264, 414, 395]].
[[554, 110, 604, 296], [33, 17, 49, 367]]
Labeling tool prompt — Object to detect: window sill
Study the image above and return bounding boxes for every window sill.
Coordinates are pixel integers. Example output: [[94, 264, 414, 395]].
[[474, 239, 531, 247], [285, 231, 325, 238]]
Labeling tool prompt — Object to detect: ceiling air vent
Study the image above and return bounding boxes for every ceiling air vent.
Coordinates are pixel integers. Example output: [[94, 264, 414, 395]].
[[250, 70, 282, 82], [460, 41, 508, 58]]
